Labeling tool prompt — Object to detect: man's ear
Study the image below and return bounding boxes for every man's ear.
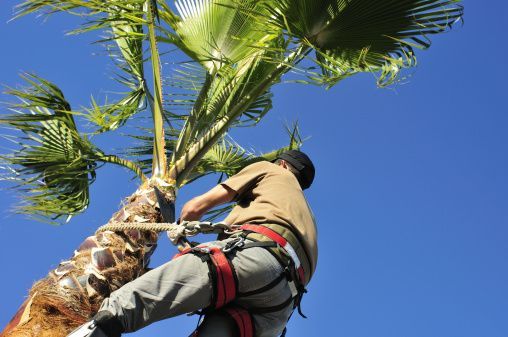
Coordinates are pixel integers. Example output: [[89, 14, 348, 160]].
[[279, 159, 288, 169]]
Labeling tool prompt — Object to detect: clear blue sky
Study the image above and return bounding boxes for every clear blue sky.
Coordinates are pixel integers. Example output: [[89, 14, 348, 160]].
[[1, 1, 507, 336]]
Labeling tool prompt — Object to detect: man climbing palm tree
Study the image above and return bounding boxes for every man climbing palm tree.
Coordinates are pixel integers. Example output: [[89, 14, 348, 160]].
[[70, 150, 317, 337], [0, 1, 463, 335]]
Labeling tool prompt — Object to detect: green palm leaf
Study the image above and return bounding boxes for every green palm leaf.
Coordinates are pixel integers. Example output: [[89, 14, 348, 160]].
[[183, 122, 303, 185], [168, 51, 282, 185], [0, 74, 146, 222], [264, 0, 463, 87], [162, 0, 278, 72], [1, 75, 98, 221], [121, 127, 180, 175], [86, 3, 147, 132], [14, 0, 147, 33], [15, 0, 148, 132]]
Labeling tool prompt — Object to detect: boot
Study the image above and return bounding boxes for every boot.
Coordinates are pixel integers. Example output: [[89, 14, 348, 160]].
[[67, 321, 109, 337]]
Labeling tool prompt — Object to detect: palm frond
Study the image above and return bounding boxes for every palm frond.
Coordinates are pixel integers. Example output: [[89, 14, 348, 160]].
[[168, 49, 286, 184], [264, 0, 463, 87], [7, 74, 76, 127], [0, 75, 99, 222], [121, 126, 180, 176], [14, 0, 147, 34], [0, 74, 146, 222], [166, 47, 279, 171], [14, 0, 149, 133], [164, 62, 208, 113], [84, 89, 145, 133], [108, 6, 145, 83], [191, 137, 256, 180], [84, 3, 147, 132], [162, 0, 279, 72], [181, 123, 303, 185]]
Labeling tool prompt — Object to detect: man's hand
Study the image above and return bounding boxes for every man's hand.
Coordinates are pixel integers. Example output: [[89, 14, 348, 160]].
[[179, 184, 236, 221], [179, 197, 206, 221]]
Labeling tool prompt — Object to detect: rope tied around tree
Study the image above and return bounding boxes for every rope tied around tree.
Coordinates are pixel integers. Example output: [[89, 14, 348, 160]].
[[96, 221, 242, 246]]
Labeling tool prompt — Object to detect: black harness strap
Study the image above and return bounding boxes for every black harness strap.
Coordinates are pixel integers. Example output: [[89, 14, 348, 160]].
[[236, 234, 308, 319], [237, 272, 285, 297], [247, 295, 294, 315]]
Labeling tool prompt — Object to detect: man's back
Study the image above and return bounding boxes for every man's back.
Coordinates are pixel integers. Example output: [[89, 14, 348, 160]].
[[221, 161, 318, 282]]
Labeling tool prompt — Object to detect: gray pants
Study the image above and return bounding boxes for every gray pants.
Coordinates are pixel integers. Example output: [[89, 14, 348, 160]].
[[98, 238, 294, 337]]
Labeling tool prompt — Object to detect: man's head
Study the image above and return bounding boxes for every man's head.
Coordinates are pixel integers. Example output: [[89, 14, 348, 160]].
[[274, 150, 315, 190]]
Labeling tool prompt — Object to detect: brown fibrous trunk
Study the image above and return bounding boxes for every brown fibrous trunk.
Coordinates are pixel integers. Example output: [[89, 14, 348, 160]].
[[1, 180, 175, 337]]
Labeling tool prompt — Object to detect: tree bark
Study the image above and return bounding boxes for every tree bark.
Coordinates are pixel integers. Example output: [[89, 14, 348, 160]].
[[1, 179, 175, 337]]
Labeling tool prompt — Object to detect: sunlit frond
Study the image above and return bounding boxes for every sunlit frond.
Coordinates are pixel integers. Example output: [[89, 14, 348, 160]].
[[163, 0, 279, 72], [194, 137, 256, 179], [264, 0, 463, 87], [164, 62, 207, 115], [168, 48, 285, 184], [14, 1, 149, 132], [84, 3, 147, 132], [84, 89, 145, 133]]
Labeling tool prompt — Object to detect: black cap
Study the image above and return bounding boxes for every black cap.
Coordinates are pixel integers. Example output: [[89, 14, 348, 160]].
[[277, 150, 315, 189]]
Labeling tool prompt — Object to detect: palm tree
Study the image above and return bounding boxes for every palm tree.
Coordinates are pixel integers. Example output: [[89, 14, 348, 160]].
[[0, 0, 463, 336]]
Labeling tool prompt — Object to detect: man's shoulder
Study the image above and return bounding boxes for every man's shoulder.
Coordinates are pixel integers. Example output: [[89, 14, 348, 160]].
[[243, 160, 275, 171], [247, 160, 290, 175]]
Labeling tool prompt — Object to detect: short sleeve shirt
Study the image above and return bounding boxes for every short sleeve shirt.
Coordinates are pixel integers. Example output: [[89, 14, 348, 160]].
[[221, 161, 318, 277]]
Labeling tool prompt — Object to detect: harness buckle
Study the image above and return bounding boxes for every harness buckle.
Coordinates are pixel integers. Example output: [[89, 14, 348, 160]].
[[193, 246, 211, 254], [283, 267, 299, 298], [222, 237, 245, 253], [288, 279, 299, 298]]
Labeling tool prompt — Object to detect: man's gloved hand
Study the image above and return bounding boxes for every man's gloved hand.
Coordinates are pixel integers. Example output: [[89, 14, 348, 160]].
[[67, 311, 123, 337], [93, 311, 123, 337]]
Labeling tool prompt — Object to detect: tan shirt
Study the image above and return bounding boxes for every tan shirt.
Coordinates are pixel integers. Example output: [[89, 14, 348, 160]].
[[221, 161, 318, 278]]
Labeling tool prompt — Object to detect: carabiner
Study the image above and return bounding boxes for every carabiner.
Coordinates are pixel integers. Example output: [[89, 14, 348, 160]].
[[222, 237, 245, 253]]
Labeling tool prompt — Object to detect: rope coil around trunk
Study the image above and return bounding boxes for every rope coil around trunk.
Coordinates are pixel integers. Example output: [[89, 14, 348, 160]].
[[96, 221, 241, 246], [96, 222, 178, 233]]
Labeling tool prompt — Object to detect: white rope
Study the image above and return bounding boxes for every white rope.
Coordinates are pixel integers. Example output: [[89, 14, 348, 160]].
[[95, 221, 241, 246]]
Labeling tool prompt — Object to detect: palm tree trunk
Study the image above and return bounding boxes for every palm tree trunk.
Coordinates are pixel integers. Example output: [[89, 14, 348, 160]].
[[1, 179, 175, 337]]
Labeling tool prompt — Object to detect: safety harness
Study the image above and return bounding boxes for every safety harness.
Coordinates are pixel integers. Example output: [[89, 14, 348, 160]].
[[97, 220, 309, 337], [173, 224, 308, 337]]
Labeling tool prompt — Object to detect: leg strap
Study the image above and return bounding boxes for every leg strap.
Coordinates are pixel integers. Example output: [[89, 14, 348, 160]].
[[188, 306, 253, 337], [174, 245, 237, 309], [209, 247, 237, 308], [224, 306, 254, 337]]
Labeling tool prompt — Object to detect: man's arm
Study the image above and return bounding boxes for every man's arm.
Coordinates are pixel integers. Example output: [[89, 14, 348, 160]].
[[179, 184, 237, 221]]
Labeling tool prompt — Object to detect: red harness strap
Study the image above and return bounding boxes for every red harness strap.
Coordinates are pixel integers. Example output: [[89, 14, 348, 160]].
[[190, 306, 254, 337], [209, 247, 236, 308], [173, 245, 236, 309], [240, 224, 306, 285], [225, 306, 254, 337]]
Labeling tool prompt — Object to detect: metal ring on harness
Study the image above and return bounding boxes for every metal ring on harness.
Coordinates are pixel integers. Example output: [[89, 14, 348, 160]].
[[174, 223, 309, 327]]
